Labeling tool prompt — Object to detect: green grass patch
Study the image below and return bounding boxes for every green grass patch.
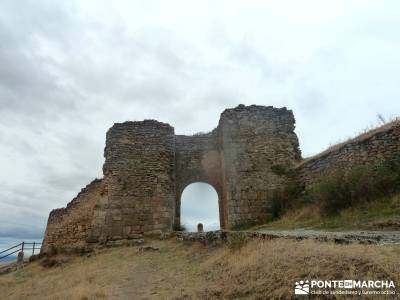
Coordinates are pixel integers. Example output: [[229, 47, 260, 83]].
[[264, 154, 400, 229], [256, 193, 400, 231]]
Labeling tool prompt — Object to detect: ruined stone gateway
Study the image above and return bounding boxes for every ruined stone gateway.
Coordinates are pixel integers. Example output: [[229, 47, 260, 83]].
[[42, 105, 301, 252], [41, 104, 400, 253]]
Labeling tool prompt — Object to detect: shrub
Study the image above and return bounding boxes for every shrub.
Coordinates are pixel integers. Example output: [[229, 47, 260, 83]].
[[372, 156, 400, 196], [313, 170, 352, 215], [40, 256, 70, 268], [313, 155, 400, 215], [173, 223, 187, 231], [269, 166, 304, 219], [227, 233, 248, 252], [346, 165, 377, 204], [269, 192, 284, 220], [271, 164, 289, 177], [268, 155, 400, 218]]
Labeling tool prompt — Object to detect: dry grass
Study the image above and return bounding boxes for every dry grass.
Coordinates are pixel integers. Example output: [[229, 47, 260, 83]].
[[299, 118, 400, 165], [0, 254, 109, 300], [201, 239, 400, 299], [0, 238, 399, 299], [0, 240, 209, 300]]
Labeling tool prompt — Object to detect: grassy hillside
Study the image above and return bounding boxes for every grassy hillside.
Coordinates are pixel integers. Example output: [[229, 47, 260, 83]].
[[0, 238, 399, 299], [256, 193, 400, 231]]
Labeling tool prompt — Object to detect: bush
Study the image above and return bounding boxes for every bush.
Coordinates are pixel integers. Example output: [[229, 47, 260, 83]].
[[371, 156, 400, 196], [313, 170, 352, 215], [269, 165, 304, 219], [271, 164, 289, 177], [227, 233, 248, 252], [268, 155, 400, 218], [313, 155, 400, 215], [40, 256, 70, 268], [173, 223, 187, 231]]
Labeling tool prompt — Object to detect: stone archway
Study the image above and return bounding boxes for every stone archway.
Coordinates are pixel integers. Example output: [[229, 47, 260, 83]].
[[174, 132, 227, 229], [42, 105, 302, 252], [180, 182, 220, 231]]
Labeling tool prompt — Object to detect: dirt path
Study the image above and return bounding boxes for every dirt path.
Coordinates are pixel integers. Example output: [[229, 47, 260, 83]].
[[255, 229, 400, 244], [1, 238, 399, 299], [108, 241, 210, 300], [107, 235, 400, 299]]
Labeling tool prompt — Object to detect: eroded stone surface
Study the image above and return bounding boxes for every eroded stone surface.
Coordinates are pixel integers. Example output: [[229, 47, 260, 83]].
[[298, 121, 400, 188], [42, 105, 301, 252], [42, 179, 107, 253], [41, 106, 400, 253]]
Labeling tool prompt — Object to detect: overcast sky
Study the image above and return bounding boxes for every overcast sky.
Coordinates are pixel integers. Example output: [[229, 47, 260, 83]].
[[1, 0, 400, 245]]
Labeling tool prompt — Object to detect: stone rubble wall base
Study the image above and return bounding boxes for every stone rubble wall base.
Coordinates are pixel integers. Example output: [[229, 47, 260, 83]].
[[175, 230, 382, 245]]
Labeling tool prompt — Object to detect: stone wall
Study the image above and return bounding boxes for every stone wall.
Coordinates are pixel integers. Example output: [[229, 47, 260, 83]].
[[172, 105, 301, 229], [219, 105, 301, 227], [298, 121, 400, 188], [42, 105, 302, 250], [91, 120, 176, 242], [41, 179, 106, 253], [174, 131, 224, 227], [42, 108, 400, 251]]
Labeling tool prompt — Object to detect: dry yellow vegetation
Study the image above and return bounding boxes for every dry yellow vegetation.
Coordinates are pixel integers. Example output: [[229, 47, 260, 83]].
[[0, 238, 399, 299]]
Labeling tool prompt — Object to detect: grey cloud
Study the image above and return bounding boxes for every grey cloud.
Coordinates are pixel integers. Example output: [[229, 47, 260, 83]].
[[122, 78, 183, 105], [0, 228, 44, 240], [41, 172, 95, 194], [0, 0, 399, 245], [229, 39, 290, 82]]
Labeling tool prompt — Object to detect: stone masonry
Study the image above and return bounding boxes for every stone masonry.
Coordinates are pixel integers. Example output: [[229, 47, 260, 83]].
[[297, 121, 400, 188], [42, 179, 107, 252], [42, 105, 300, 252], [42, 106, 400, 253]]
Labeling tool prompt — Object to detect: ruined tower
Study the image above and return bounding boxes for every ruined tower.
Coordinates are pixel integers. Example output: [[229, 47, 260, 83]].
[[42, 105, 301, 252]]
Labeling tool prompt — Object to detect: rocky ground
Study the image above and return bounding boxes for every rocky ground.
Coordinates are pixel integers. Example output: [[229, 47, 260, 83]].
[[175, 228, 400, 246], [255, 229, 400, 244]]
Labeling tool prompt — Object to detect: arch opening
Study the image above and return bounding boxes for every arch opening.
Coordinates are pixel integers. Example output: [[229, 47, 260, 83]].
[[180, 182, 220, 232]]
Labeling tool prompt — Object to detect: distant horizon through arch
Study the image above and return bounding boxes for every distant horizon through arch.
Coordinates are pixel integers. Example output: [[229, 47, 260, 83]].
[[180, 182, 220, 232]]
